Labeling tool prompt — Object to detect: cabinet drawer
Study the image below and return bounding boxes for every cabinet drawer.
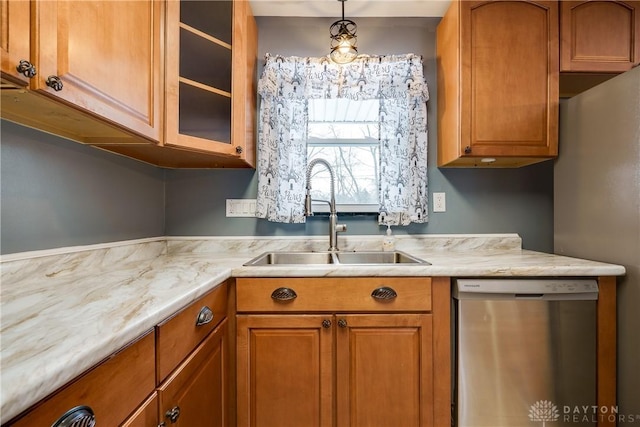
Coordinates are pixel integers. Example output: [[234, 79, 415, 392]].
[[156, 281, 228, 383], [236, 277, 431, 312], [10, 331, 155, 427], [158, 319, 227, 427]]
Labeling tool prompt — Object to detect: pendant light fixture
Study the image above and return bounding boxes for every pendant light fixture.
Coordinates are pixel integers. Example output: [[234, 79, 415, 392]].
[[330, 0, 358, 64]]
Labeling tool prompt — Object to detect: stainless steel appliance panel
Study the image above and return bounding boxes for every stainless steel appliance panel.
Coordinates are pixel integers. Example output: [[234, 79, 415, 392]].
[[454, 279, 597, 427]]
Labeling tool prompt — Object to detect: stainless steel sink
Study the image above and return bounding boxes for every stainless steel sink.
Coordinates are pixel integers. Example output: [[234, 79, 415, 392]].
[[335, 251, 429, 265], [243, 250, 429, 266], [244, 251, 335, 266]]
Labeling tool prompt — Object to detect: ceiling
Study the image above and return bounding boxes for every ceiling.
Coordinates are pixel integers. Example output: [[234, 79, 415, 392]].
[[249, 0, 451, 18]]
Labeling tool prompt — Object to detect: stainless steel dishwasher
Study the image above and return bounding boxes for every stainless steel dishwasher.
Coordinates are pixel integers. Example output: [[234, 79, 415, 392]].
[[453, 278, 599, 427]]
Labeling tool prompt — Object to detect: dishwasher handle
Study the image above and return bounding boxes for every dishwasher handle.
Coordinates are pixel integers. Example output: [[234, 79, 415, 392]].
[[454, 279, 599, 301]]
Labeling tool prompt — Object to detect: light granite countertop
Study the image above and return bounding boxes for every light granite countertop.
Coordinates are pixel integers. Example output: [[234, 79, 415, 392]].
[[0, 234, 625, 423]]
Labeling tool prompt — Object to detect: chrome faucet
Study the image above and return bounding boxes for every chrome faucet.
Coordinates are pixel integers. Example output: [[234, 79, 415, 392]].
[[304, 159, 347, 251]]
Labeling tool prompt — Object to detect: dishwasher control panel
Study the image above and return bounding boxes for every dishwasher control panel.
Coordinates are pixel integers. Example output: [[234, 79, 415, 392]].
[[454, 278, 599, 300]]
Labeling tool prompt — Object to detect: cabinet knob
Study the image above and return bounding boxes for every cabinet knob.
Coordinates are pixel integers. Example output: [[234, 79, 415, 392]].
[[52, 405, 95, 427], [322, 319, 332, 328], [165, 406, 181, 423], [337, 319, 348, 328], [235, 146, 243, 154], [464, 146, 472, 154], [371, 286, 398, 301], [16, 60, 36, 78], [195, 306, 214, 326], [46, 75, 64, 91], [271, 287, 297, 302]]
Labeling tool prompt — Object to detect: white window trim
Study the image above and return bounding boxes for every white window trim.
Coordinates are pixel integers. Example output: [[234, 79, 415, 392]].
[[310, 202, 379, 214]]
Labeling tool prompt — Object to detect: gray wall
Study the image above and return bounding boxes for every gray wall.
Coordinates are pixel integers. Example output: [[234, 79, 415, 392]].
[[1, 16, 555, 255], [0, 120, 165, 254], [165, 17, 554, 251], [555, 67, 640, 416]]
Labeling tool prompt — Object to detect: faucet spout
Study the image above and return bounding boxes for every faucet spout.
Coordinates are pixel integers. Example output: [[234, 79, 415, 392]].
[[305, 158, 347, 251]]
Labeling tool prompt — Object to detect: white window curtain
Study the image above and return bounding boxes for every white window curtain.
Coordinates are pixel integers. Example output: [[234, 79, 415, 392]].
[[255, 53, 429, 226]]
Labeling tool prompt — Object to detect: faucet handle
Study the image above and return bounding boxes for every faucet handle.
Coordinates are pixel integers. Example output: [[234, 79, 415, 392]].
[[336, 224, 347, 233], [304, 193, 314, 216]]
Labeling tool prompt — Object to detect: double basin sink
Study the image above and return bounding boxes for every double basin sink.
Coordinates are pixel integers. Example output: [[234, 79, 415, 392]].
[[244, 250, 430, 266]]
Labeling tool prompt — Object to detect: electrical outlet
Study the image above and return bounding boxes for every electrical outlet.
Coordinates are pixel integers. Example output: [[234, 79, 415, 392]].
[[226, 199, 257, 217], [433, 192, 446, 213]]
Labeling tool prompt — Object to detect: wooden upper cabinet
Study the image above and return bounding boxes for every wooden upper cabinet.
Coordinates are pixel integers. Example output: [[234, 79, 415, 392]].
[[164, 0, 257, 168], [561, 1, 640, 72], [1, 0, 32, 86], [437, 0, 559, 168], [2, 0, 257, 168], [32, 0, 162, 142]]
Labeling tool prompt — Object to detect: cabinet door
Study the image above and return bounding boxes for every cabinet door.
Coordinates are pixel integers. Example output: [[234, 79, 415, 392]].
[[1, 0, 32, 85], [164, 0, 257, 167], [32, 0, 162, 142], [158, 319, 227, 427], [236, 315, 333, 427], [121, 393, 158, 427], [438, 0, 559, 167], [460, 0, 559, 160], [335, 314, 434, 427], [561, 1, 640, 72]]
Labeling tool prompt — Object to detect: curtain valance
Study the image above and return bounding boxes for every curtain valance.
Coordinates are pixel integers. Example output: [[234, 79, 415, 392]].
[[258, 53, 429, 102]]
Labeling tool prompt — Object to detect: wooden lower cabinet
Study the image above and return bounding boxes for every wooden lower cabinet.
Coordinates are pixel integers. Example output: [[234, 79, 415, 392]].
[[121, 393, 159, 427], [236, 315, 333, 427], [8, 332, 156, 427], [158, 319, 228, 427], [6, 284, 230, 427], [336, 314, 433, 427], [236, 312, 434, 427]]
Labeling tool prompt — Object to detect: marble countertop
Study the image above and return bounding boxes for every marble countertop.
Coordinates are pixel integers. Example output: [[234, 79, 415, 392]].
[[0, 234, 625, 423]]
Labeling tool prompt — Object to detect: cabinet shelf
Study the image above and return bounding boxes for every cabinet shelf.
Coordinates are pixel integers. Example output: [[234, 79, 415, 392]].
[[179, 26, 232, 93], [179, 23, 232, 50], [180, 0, 232, 45], [179, 81, 231, 143]]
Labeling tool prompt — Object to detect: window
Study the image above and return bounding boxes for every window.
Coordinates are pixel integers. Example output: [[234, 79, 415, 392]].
[[307, 98, 380, 213], [256, 54, 429, 225]]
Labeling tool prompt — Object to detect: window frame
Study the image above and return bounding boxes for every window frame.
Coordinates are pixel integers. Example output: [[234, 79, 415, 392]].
[[306, 99, 381, 214]]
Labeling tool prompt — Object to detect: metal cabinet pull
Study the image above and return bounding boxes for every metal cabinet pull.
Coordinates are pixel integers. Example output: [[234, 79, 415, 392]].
[[46, 75, 64, 91], [235, 145, 243, 154], [165, 406, 181, 423], [195, 306, 214, 326], [16, 60, 36, 78], [52, 406, 95, 427], [337, 319, 348, 328], [271, 287, 297, 302], [322, 319, 332, 328], [371, 286, 398, 301]]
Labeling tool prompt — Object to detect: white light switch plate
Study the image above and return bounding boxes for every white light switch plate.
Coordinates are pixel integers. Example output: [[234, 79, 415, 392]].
[[226, 199, 257, 217]]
